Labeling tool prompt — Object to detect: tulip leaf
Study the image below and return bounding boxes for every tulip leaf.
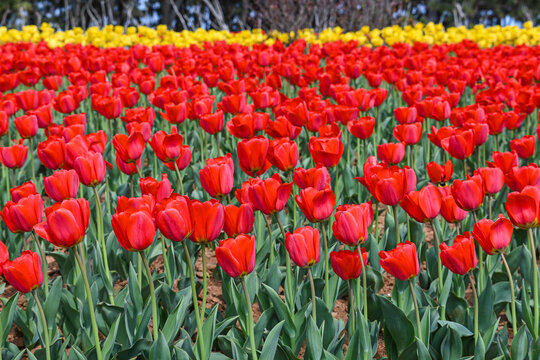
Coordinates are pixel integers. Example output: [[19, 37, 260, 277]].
[[260, 320, 285, 360], [262, 284, 295, 338], [254, 308, 274, 346], [44, 277, 62, 336], [195, 305, 217, 360], [0, 293, 19, 345], [162, 296, 189, 344], [102, 315, 121, 360], [436, 321, 473, 337], [416, 338, 431, 360], [419, 307, 430, 350], [378, 295, 415, 356], [150, 331, 172, 360], [473, 335, 486, 360], [128, 262, 143, 314], [305, 317, 323, 360], [521, 279, 535, 335], [511, 325, 529, 360], [440, 328, 462, 360]]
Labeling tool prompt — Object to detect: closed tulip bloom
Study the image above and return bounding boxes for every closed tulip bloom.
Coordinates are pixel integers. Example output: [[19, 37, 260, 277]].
[[53, 91, 78, 114], [505, 185, 540, 229], [10, 181, 37, 202], [117, 195, 155, 214], [247, 173, 293, 215], [190, 199, 225, 244], [2, 251, 42, 293], [441, 130, 475, 160], [112, 208, 156, 251], [1, 194, 43, 233], [112, 132, 146, 164], [293, 165, 331, 190], [237, 136, 272, 177], [296, 186, 336, 223], [37, 136, 66, 169], [285, 226, 321, 268], [116, 155, 139, 175], [0, 240, 8, 273], [400, 184, 442, 223], [427, 160, 453, 185], [139, 174, 173, 203], [149, 127, 185, 163], [199, 153, 235, 198], [451, 175, 484, 211], [359, 164, 417, 206], [332, 203, 374, 246], [487, 151, 519, 175], [347, 116, 375, 140], [377, 142, 405, 165], [308, 136, 344, 168], [200, 110, 224, 135], [393, 122, 423, 145], [223, 204, 254, 238], [44, 170, 80, 202], [74, 152, 106, 187], [265, 116, 302, 140], [379, 241, 419, 281], [472, 215, 513, 255], [474, 167, 504, 195], [440, 232, 477, 275], [268, 138, 298, 172], [216, 234, 256, 278], [34, 198, 90, 248], [154, 195, 193, 243], [330, 249, 368, 280], [439, 187, 468, 223], [0, 144, 28, 169], [510, 135, 535, 159], [14, 115, 38, 139], [504, 165, 540, 192]]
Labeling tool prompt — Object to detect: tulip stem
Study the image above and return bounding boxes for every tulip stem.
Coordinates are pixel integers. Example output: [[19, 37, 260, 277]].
[[181, 241, 206, 359], [392, 206, 400, 246], [500, 253, 517, 336], [160, 236, 172, 287], [31, 231, 48, 298], [29, 137, 36, 186], [321, 222, 330, 307], [468, 273, 479, 344], [374, 202, 379, 241], [348, 280, 355, 335], [527, 228, 539, 340], [263, 215, 274, 266], [408, 279, 422, 343], [140, 252, 159, 342], [357, 245, 369, 322], [430, 220, 445, 320], [488, 195, 493, 220], [201, 244, 208, 319], [32, 291, 50, 360], [241, 276, 258, 360], [275, 215, 294, 313], [308, 268, 317, 324], [92, 187, 114, 304], [462, 159, 467, 179], [173, 163, 184, 195], [73, 247, 103, 360]]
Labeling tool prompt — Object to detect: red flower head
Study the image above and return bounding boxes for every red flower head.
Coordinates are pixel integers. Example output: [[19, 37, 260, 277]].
[[472, 215, 513, 255], [347, 116, 375, 140], [441, 129, 475, 160], [53, 91, 78, 114], [154, 195, 193, 243], [226, 112, 269, 139], [139, 174, 173, 203], [235, 177, 263, 208], [44, 169, 80, 202], [0, 144, 28, 169], [474, 167, 504, 196], [439, 186, 469, 224], [2, 251, 43, 293], [14, 115, 38, 139], [331, 249, 368, 280], [34, 198, 90, 248], [358, 163, 417, 206], [451, 175, 484, 211], [223, 204, 255, 238], [150, 126, 185, 164], [440, 232, 477, 275], [189, 199, 224, 244], [308, 136, 344, 168], [394, 107, 418, 124], [268, 138, 298, 172], [112, 208, 156, 251], [393, 122, 423, 145], [116, 155, 140, 175], [510, 135, 535, 160], [337, 198, 375, 242], [285, 226, 320, 268], [504, 165, 540, 192], [294, 165, 331, 190], [200, 110, 224, 135], [216, 234, 256, 278], [10, 181, 37, 202], [264, 116, 302, 140], [74, 152, 106, 187], [247, 173, 293, 215], [112, 132, 146, 164], [296, 186, 336, 223], [160, 102, 187, 125], [377, 142, 406, 165], [487, 151, 518, 175], [237, 136, 272, 177], [199, 153, 235, 198], [505, 185, 540, 229], [426, 160, 453, 185], [1, 194, 43, 233], [400, 184, 442, 223], [379, 241, 419, 281]]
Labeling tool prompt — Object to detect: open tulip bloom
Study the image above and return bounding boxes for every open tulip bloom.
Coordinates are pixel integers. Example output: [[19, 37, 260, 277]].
[[0, 29, 539, 359]]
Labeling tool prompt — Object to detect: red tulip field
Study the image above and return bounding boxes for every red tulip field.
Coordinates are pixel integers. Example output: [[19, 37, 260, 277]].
[[0, 37, 539, 360]]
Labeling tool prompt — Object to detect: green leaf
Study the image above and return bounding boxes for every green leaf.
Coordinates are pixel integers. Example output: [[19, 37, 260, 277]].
[[419, 308, 430, 350], [44, 277, 62, 335], [437, 321, 473, 337], [521, 279, 534, 335], [306, 317, 322, 360], [474, 336, 485, 359], [416, 338, 430, 360], [195, 305, 217, 360], [478, 280, 496, 332], [510, 325, 529, 360], [102, 315, 121, 360], [441, 328, 462, 360], [378, 295, 415, 356], [0, 293, 19, 345], [162, 296, 190, 344], [150, 331, 172, 360], [128, 262, 143, 313], [262, 284, 295, 338], [260, 320, 284, 360]]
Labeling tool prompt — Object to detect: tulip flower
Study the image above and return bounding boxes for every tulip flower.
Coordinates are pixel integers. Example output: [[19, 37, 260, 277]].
[[376, 142, 406, 165], [0, 143, 28, 169], [439, 186, 469, 225], [308, 136, 344, 168], [285, 226, 320, 268], [112, 208, 156, 251], [330, 249, 368, 281], [400, 184, 442, 223], [510, 135, 535, 160], [393, 122, 422, 145], [379, 241, 419, 281], [237, 136, 272, 177], [293, 165, 331, 190], [189, 199, 224, 244], [426, 160, 453, 185], [504, 165, 540, 192], [441, 129, 475, 160], [37, 136, 66, 169], [474, 167, 504, 197], [1, 194, 43, 233], [44, 170, 80, 202], [10, 181, 37, 202], [14, 114, 38, 139], [200, 110, 224, 135], [112, 132, 146, 165], [471, 215, 513, 255], [199, 153, 235, 198], [223, 204, 255, 238], [139, 174, 173, 203], [295, 186, 335, 223], [440, 232, 477, 275], [394, 107, 418, 124], [247, 173, 293, 215], [347, 116, 375, 140], [74, 152, 106, 187], [154, 195, 193, 243], [149, 126, 185, 163], [505, 185, 540, 229], [451, 175, 484, 212], [487, 151, 518, 174], [332, 203, 373, 246], [268, 138, 298, 172]]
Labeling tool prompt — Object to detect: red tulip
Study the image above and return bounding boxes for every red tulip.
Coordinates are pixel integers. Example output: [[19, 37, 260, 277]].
[[510, 135, 535, 159], [330, 249, 368, 280], [427, 160, 453, 185], [379, 241, 419, 281], [285, 226, 320, 268], [15, 89, 39, 111], [200, 110, 224, 135], [440, 232, 477, 275], [139, 174, 173, 203], [160, 102, 187, 124], [189, 199, 224, 244], [394, 107, 418, 124], [237, 136, 271, 177], [247, 173, 292, 215], [474, 167, 504, 195], [332, 203, 373, 246], [216, 234, 256, 277], [504, 165, 540, 192], [347, 116, 375, 140], [1, 194, 43, 233], [0, 240, 8, 272], [116, 155, 140, 175], [223, 204, 254, 238], [37, 136, 66, 169], [34, 198, 90, 248], [358, 163, 417, 206], [268, 138, 298, 172], [0, 143, 28, 169], [149, 127, 185, 163], [472, 215, 513, 255], [377, 142, 405, 165], [439, 187, 468, 224], [265, 116, 302, 140], [199, 153, 235, 198], [487, 151, 518, 174], [400, 184, 442, 223], [451, 175, 484, 211], [235, 177, 263, 208], [10, 181, 37, 202], [293, 166, 331, 190], [44, 170, 80, 202], [308, 136, 344, 168], [53, 91, 78, 114], [226, 112, 268, 139], [74, 152, 106, 187], [112, 208, 156, 251], [2, 251, 42, 293], [95, 96, 123, 119], [28, 105, 53, 128], [296, 186, 336, 223], [112, 132, 146, 164], [154, 195, 193, 243], [505, 185, 540, 229], [393, 122, 422, 145], [441, 130, 475, 160]]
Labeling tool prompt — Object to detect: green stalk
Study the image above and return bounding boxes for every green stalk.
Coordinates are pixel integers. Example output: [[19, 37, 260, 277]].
[[430, 220, 445, 320], [275, 215, 294, 313], [468, 273, 479, 344], [181, 241, 206, 359], [31, 232, 48, 297], [500, 253, 517, 336], [374, 202, 379, 241], [308, 268, 317, 324], [201, 244, 208, 319], [321, 222, 330, 307], [348, 280, 355, 335], [29, 137, 36, 186], [73, 247, 103, 360], [173, 163, 184, 195], [527, 229, 539, 340], [462, 158, 467, 179], [408, 279, 422, 343], [32, 291, 50, 360], [138, 253, 143, 290], [263, 215, 274, 265], [140, 252, 159, 342], [160, 236, 172, 287], [241, 276, 258, 360], [392, 205, 400, 246], [92, 187, 114, 304], [357, 245, 368, 321]]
